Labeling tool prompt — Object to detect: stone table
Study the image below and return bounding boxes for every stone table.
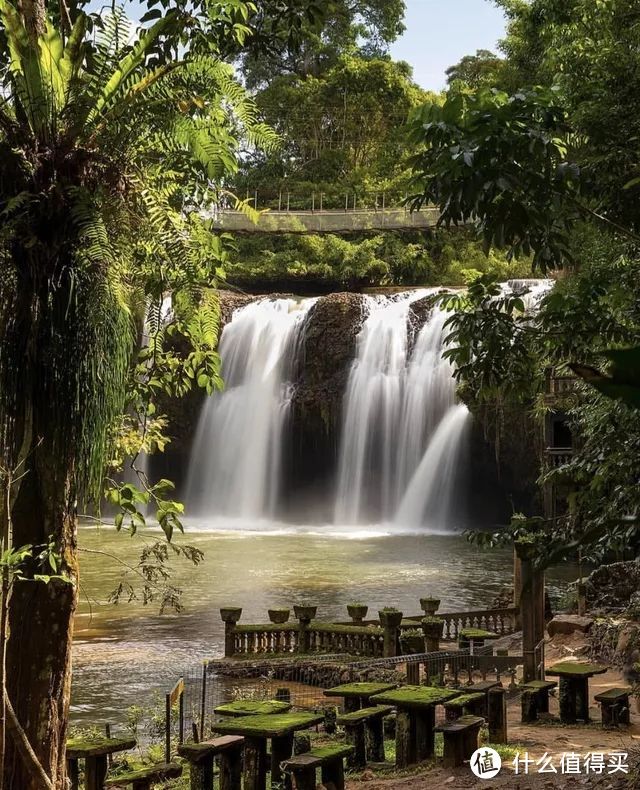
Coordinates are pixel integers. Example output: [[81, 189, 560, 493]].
[[212, 712, 324, 790], [66, 736, 136, 790], [546, 662, 608, 723], [214, 700, 292, 717], [323, 682, 398, 713], [370, 685, 461, 767]]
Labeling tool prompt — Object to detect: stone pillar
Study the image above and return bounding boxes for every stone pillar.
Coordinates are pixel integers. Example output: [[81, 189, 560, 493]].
[[420, 597, 440, 617], [421, 617, 444, 653], [294, 605, 317, 653], [488, 687, 508, 744], [220, 607, 242, 658], [379, 609, 403, 658], [347, 603, 368, 624], [515, 542, 545, 682]]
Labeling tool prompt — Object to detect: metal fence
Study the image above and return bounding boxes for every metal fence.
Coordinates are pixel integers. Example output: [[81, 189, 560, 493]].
[[173, 648, 524, 744]]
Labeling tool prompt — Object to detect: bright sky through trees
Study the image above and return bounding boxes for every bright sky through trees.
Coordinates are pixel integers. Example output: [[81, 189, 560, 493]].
[[392, 0, 507, 90]]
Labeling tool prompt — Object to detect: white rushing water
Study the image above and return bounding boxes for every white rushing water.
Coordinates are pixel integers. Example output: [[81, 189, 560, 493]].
[[333, 291, 471, 529], [185, 298, 314, 519]]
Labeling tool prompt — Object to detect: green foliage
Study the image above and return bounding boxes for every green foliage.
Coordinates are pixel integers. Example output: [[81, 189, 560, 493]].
[[436, 275, 541, 403], [407, 86, 583, 272], [238, 53, 430, 202], [229, 228, 533, 289]]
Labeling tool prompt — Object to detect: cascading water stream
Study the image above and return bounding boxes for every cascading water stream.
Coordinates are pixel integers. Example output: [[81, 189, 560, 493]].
[[185, 298, 314, 520], [333, 291, 470, 529]]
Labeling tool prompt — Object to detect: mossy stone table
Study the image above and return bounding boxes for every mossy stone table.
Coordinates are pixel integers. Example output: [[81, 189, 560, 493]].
[[546, 662, 608, 724], [370, 686, 461, 767], [212, 711, 324, 790], [66, 736, 136, 790], [214, 700, 292, 718], [458, 628, 500, 650], [323, 681, 398, 713]]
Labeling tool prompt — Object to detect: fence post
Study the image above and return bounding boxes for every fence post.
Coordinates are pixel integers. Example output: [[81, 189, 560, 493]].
[[165, 692, 171, 763], [287, 192, 290, 212], [199, 661, 208, 741], [220, 607, 242, 658], [488, 687, 508, 744], [278, 191, 282, 212], [312, 192, 315, 213], [345, 193, 348, 213]]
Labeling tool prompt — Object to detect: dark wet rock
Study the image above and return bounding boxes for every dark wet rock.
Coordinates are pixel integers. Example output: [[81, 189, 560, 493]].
[[284, 293, 367, 519]]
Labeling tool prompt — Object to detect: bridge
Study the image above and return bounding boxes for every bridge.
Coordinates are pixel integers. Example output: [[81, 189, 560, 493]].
[[209, 206, 441, 234]]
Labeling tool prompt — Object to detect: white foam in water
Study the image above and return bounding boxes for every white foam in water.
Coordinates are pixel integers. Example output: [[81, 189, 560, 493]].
[[185, 298, 315, 519]]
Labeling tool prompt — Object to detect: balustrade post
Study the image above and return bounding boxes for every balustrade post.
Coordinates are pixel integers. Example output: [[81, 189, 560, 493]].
[[420, 597, 441, 617], [294, 605, 317, 653], [421, 616, 444, 653], [379, 609, 403, 658], [220, 607, 242, 658]]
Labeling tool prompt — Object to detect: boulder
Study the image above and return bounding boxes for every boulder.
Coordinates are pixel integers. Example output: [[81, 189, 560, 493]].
[[547, 615, 594, 638], [584, 560, 640, 611]]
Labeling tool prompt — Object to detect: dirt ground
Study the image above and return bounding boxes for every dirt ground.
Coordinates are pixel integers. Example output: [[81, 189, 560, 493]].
[[344, 632, 640, 789]]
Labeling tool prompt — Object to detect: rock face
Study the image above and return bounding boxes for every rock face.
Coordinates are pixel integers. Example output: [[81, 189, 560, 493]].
[[285, 293, 366, 519], [584, 559, 640, 611], [547, 615, 594, 638]]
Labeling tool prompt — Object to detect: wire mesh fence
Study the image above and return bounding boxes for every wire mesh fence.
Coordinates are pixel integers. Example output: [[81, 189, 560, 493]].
[[175, 647, 524, 743]]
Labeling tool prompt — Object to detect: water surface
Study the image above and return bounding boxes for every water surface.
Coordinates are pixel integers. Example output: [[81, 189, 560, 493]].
[[72, 522, 576, 725]]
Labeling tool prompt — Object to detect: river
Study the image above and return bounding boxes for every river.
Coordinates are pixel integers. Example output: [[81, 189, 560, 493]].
[[71, 522, 576, 726]]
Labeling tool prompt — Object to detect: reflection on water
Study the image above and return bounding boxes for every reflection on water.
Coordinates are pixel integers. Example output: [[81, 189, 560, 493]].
[[72, 523, 576, 725]]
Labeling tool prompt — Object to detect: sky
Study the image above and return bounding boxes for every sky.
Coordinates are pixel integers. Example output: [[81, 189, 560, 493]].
[[87, 0, 508, 93], [391, 0, 508, 92]]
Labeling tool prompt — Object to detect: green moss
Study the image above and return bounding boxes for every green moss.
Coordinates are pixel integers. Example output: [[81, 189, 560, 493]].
[[311, 622, 383, 636], [105, 763, 181, 783], [521, 680, 557, 690], [214, 700, 291, 716], [444, 693, 485, 708], [234, 623, 298, 633], [213, 712, 324, 738], [459, 628, 497, 639], [370, 685, 460, 708], [310, 744, 354, 760], [324, 682, 397, 697], [547, 662, 608, 677], [337, 705, 394, 724], [67, 737, 136, 757]]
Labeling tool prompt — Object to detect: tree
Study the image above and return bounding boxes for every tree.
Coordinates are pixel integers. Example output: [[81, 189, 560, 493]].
[[239, 54, 432, 202], [0, 3, 276, 787], [445, 48, 507, 89], [238, 0, 406, 88]]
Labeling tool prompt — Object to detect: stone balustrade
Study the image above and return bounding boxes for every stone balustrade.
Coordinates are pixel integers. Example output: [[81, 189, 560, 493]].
[[221, 602, 518, 658]]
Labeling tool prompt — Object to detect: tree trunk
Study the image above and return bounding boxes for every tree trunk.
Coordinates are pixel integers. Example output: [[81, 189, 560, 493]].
[[4, 443, 78, 790]]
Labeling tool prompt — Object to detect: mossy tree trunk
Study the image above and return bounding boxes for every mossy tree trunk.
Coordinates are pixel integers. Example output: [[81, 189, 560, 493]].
[[5, 410, 79, 789]]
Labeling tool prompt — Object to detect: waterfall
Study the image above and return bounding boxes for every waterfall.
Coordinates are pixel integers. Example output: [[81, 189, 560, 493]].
[[333, 291, 469, 529], [185, 298, 314, 519], [394, 404, 471, 529]]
